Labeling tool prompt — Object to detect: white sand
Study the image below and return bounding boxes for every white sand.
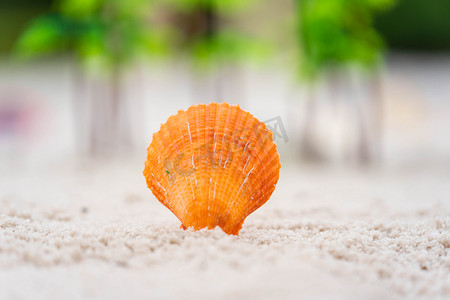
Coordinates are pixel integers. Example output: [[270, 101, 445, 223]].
[[0, 159, 449, 300]]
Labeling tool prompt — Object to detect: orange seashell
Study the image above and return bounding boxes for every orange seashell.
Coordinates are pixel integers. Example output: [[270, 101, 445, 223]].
[[143, 103, 281, 235]]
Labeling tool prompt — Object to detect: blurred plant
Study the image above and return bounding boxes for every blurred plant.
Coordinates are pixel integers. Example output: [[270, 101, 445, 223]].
[[375, 0, 450, 52], [15, 0, 168, 155], [16, 0, 167, 69], [294, 0, 396, 164], [296, 0, 394, 79], [158, 0, 267, 100]]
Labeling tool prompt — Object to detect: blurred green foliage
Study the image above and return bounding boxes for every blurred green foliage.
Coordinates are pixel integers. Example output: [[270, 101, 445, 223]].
[[159, 0, 267, 70], [296, 0, 396, 80], [12, 0, 265, 72], [188, 30, 269, 68], [375, 0, 450, 51], [14, 0, 168, 72], [164, 0, 257, 15], [5, 0, 448, 77], [0, 0, 52, 54]]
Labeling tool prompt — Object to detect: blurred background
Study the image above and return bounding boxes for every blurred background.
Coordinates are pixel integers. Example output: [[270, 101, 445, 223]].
[[0, 0, 449, 171]]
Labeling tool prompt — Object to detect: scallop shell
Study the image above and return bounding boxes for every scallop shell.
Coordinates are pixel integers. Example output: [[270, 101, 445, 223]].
[[143, 103, 280, 235]]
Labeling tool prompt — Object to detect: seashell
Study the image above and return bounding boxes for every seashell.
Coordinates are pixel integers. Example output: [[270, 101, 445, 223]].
[[143, 103, 280, 235]]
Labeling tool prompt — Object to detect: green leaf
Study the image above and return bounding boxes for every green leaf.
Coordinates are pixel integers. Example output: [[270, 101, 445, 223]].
[[15, 15, 68, 58], [58, 0, 103, 18], [296, 0, 396, 80]]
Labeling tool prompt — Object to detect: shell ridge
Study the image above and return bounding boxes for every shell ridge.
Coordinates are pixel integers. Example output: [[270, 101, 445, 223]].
[[149, 170, 179, 215], [168, 119, 193, 217], [202, 104, 209, 228], [243, 143, 270, 215], [151, 173, 167, 197], [160, 117, 190, 218], [245, 143, 280, 216], [236, 158, 279, 226], [182, 110, 199, 228], [146, 143, 178, 216], [215, 103, 236, 230], [169, 110, 194, 225], [185, 120, 198, 188], [151, 134, 173, 210], [223, 106, 248, 232], [193, 104, 206, 228], [213, 103, 224, 227], [224, 107, 240, 168], [228, 108, 251, 209], [222, 106, 237, 168], [206, 105, 212, 227], [233, 119, 264, 204], [218, 103, 234, 168], [230, 109, 259, 233], [236, 165, 255, 197], [235, 122, 277, 223], [205, 103, 216, 227]]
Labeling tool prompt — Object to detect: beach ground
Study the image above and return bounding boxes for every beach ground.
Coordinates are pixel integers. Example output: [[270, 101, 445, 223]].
[[1, 159, 449, 299]]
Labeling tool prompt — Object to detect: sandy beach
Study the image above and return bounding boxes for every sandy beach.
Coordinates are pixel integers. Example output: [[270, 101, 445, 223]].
[[1, 158, 449, 299]]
